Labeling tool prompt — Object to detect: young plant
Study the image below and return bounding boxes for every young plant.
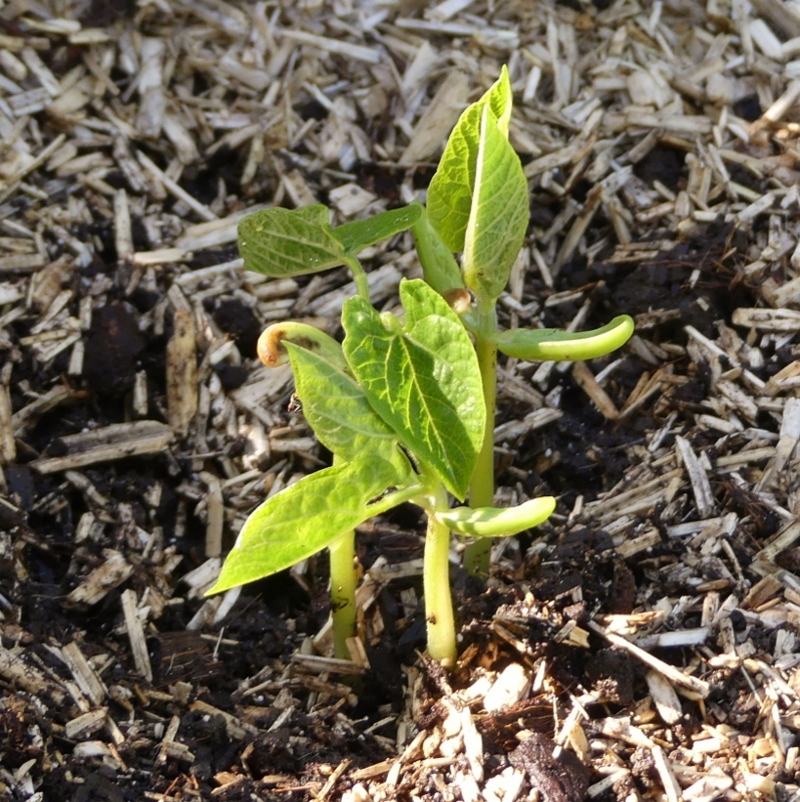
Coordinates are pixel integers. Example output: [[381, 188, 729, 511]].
[[206, 68, 633, 664]]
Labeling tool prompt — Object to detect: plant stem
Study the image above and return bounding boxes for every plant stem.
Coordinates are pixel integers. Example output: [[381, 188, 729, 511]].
[[464, 299, 498, 577], [424, 483, 457, 665], [328, 528, 357, 660], [327, 451, 359, 661], [326, 479, 424, 661], [344, 255, 370, 301], [368, 483, 426, 516]]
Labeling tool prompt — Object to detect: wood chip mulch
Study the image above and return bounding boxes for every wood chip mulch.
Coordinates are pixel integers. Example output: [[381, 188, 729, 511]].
[[3, 0, 800, 800]]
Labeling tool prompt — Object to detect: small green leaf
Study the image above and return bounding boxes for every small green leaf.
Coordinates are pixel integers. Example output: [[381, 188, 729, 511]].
[[410, 202, 464, 295], [495, 315, 635, 361], [206, 458, 398, 595], [333, 205, 422, 255], [342, 279, 485, 500], [238, 205, 346, 277], [286, 342, 414, 483], [462, 105, 529, 300], [427, 67, 516, 254], [435, 496, 556, 537]]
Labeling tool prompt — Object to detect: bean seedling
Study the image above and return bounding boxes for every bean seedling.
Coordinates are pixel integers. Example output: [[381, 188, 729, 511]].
[[207, 68, 633, 665]]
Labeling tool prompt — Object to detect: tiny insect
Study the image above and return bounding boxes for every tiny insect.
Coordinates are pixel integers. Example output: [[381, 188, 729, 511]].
[[287, 393, 302, 413]]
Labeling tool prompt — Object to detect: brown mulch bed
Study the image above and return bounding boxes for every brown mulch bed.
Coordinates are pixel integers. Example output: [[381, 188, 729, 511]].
[[4, 0, 800, 800]]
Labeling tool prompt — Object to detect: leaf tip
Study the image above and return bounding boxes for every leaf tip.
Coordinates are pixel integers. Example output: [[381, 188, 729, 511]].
[[257, 325, 289, 367], [617, 314, 636, 340], [204, 578, 226, 597]]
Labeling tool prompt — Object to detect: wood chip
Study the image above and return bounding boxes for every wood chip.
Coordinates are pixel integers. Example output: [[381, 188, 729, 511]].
[[0, 645, 66, 704], [121, 589, 153, 683], [31, 421, 174, 474], [166, 308, 198, 437], [675, 435, 715, 518], [571, 361, 619, 420], [400, 70, 470, 164], [483, 663, 531, 713], [61, 641, 107, 706], [64, 709, 108, 741], [65, 550, 134, 607], [0, 382, 15, 463], [645, 670, 682, 726], [588, 621, 710, 698]]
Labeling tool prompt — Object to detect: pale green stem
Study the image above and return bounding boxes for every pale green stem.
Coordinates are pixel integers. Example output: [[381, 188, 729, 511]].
[[368, 483, 426, 516], [424, 483, 457, 666], [344, 255, 370, 301], [463, 299, 498, 577], [329, 528, 357, 660], [327, 479, 425, 661], [329, 451, 357, 661]]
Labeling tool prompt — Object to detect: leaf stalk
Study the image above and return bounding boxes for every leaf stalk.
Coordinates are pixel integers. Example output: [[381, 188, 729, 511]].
[[344, 255, 370, 300]]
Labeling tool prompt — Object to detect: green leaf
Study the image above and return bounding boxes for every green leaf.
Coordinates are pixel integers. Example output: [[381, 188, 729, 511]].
[[495, 315, 635, 361], [435, 496, 556, 537], [206, 458, 398, 595], [333, 205, 422, 255], [427, 102, 483, 254], [483, 63, 513, 136], [257, 321, 348, 369], [342, 279, 485, 499], [427, 67, 516, 255], [462, 105, 529, 300], [286, 342, 414, 483], [238, 205, 346, 277], [410, 202, 464, 295]]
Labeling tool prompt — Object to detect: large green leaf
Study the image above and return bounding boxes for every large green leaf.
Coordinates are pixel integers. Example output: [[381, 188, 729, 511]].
[[342, 279, 484, 499], [206, 458, 398, 594], [426, 67, 516, 255], [286, 342, 414, 483], [462, 105, 529, 300], [333, 205, 422, 255], [238, 205, 346, 277]]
